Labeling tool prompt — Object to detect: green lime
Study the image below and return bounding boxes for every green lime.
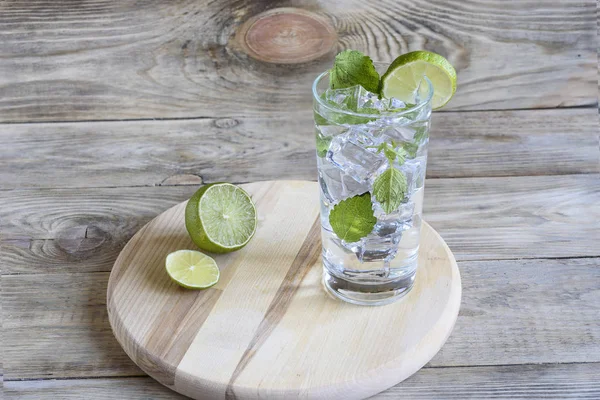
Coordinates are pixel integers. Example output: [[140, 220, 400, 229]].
[[381, 51, 457, 109], [166, 250, 220, 289], [185, 183, 257, 253]]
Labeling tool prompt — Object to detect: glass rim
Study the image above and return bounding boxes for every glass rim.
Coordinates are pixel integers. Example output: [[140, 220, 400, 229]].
[[312, 69, 434, 118]]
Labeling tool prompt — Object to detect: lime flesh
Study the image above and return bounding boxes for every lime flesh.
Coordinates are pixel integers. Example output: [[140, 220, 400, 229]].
[[185, 183, 257, 254], [381, 51, 457, 109], [166, 250, 219, 289]]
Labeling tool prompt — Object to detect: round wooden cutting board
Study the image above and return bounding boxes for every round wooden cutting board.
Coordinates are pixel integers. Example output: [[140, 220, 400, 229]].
[[107, 180, 461, 400]]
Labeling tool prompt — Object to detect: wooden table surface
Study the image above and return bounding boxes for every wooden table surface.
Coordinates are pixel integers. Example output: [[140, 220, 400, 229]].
[[1, 0, 598, 399]]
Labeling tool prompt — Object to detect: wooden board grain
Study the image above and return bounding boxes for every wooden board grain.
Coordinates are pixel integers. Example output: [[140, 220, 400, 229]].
[[2, 175, 599, 276], [0, 108, 597, 190], [3, 256, 598, 381], [106, 180, 461, 399], [5, 363, 600, 399], [0, 0, 595, 122]]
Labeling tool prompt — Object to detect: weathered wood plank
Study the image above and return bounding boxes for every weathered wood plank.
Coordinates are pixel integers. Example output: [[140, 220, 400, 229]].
[[4, 363, 600, 399], [3, 272, 144, 379], [0, 108, 597, 190], [4, 377, 187, 400], [0, 186, 197, 275], [1, 274, 3, 385], [0, 0, 595, 122], [3, 258, 599, 380], [373, 363, 600, 399], [435, 258, 600, 367], [424, 174, 600, 260], [429, 108, 598, 178], [1, 175, 598, 276]]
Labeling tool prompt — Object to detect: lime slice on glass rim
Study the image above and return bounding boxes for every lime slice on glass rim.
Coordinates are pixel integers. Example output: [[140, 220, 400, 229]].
[[381, 51, 457, 109], [166, 250, 220, 289], [185, 183, 257, 254]]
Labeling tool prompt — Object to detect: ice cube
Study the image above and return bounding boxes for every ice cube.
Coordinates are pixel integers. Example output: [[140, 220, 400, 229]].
[[357, 87, 388, 112], [373, 200, 415, 222], [355, 231, 403, 262], [411, 120, 430, 142], [347, 125, 376, 146], [316, 123, 348, 138], [327, 133, 386, 183], [387, 97, 407, 110], [321, 228, 361, 272], [416, 106, 432, 121], [379, 125, 416, 142], [325, 86, 361, 109], [341, 237, 362, 254], [368, 161, 391, 185], [372, 201, 414, 237], [318, 157, 371, 204], [400, 157, 427, 194]]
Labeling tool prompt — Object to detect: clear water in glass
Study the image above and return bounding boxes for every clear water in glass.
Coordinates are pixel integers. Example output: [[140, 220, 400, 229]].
[[313, 66, 433, 305]]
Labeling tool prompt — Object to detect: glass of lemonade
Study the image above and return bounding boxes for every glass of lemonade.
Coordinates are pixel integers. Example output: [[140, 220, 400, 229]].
[[313, 62, 434, 306]]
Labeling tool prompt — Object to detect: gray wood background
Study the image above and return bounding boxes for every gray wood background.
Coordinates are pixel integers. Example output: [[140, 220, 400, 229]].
[[1, 0, 599, 398]]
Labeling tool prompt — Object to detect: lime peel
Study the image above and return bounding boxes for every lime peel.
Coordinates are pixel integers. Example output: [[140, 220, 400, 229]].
[[185, 183, 257, 254], [381, 51, 457, 110]]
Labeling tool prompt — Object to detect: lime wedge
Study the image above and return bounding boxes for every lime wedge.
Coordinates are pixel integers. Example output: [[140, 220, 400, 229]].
[[185, 183, 257, 254], [166, 250, 219, 289], [381, 51, 457, 109]]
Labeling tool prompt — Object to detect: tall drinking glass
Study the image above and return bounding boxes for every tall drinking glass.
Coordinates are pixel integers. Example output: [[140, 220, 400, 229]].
[[313, 63, 433, 306]]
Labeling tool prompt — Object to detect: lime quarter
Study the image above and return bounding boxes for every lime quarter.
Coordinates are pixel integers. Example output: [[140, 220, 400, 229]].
[[185, 183, 257, 254], [381, 51, 457, 109], [166, 250, 220, 289]]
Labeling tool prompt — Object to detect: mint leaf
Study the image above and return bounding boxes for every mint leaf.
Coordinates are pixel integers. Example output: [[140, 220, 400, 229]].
[[314, 109, 328, 126], [334, 110, 378, 125], [402, 141, 418, 158], [316, 132, 332, 157], [370, 142, 407, 165], [329, 192, 376, 243], [414, 125, 428, 144], [316, 92, 378, 126], [383, 145, 397, 163], [330, 50, 380, 94], [402, 126, 428, 158], [372, 167, 407, 214]]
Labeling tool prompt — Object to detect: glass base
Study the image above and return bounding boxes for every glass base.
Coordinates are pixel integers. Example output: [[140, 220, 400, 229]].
[[323, 267, 416, 306]]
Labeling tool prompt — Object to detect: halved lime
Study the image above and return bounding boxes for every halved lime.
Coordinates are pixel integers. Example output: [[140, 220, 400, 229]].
[[166, 250, 220, 289], [381, 51, 457, 109], [185, 183, 257, 254]]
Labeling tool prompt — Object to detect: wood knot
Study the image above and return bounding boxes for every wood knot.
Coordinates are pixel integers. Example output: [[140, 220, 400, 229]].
[[235, 7, 336, 64], [159, 174, 204, 186], [56, 225, 109, 259], [214, 118, 239, 128]]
